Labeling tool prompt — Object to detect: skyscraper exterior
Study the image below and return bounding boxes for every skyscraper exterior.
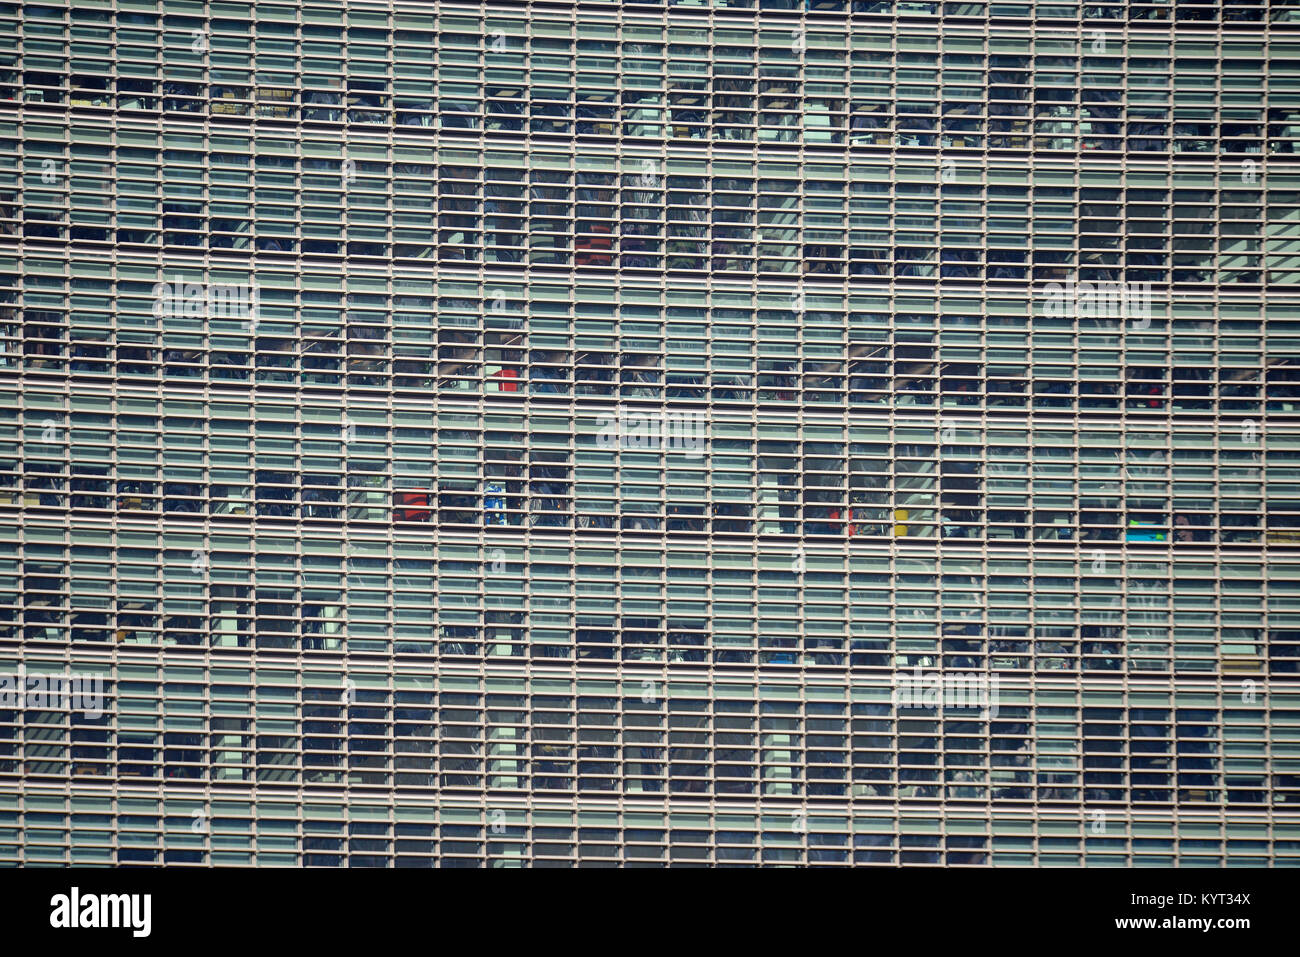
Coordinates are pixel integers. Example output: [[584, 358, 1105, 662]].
[[0, 0, 1298, 866]]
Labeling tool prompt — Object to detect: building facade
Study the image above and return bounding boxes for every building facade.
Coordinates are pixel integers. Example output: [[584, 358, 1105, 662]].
[[0, 0, 1299, 865]]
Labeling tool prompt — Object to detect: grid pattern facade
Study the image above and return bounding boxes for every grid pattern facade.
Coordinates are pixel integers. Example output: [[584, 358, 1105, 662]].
[[2, 0, 1300, 867]]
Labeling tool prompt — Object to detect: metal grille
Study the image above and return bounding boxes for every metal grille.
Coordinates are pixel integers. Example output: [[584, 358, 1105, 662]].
[[0, 0, 1298, 866]]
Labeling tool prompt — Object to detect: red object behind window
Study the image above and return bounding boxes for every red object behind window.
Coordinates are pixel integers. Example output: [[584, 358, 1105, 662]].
[[828, 508, 857, 537], [395, 491, 430, 522]]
